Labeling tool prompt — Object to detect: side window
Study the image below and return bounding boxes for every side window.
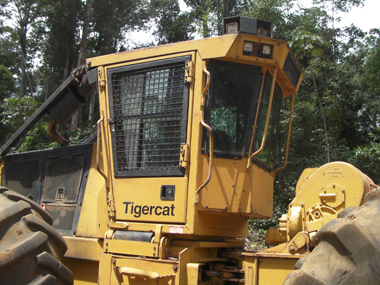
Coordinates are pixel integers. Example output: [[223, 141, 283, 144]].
[[108, 57, 191, 177], [253, 72, 283, 169]]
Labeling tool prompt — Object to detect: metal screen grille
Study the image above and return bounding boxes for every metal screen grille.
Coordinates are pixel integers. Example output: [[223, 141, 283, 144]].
[[110, 59, 188, 177]]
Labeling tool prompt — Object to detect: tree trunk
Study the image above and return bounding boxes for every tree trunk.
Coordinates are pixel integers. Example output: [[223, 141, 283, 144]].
[[63, 49, 71, 79], [77, 0, 93, 67], [73, 0, 93, 129], [216, 0, 221, 35], [19, 27, 27, 98], [311, 69, 331, 163], [19, 51, 25, 98]]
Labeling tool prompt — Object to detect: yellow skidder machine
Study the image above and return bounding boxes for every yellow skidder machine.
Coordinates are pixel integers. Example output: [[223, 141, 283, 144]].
[[1, 16, 380, 284]]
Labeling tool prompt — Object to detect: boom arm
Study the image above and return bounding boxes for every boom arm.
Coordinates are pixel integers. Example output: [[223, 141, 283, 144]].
[[0, 67, 96, 159]]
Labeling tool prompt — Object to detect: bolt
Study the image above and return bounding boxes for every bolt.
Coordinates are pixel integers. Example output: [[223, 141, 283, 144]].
[[87, 61, 91, 66], [205, 205, 208, 208], [234, 161, 236, 164], [289, 245, 295, 252], [173, 265, 178, 271], [112, 259, 116, 264], [232, 183, 235, 187]]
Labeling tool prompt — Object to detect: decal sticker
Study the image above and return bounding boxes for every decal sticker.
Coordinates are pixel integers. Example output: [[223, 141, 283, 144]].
[[123, 202, 175, 218], [169, 226, 184, 234]]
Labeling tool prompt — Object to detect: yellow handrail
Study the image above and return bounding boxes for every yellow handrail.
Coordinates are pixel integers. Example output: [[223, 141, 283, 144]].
[[195, 63, 212, 204], [96, 111, 107, 181], [274, 94, 294, 176], [247, 68, 277, 169]]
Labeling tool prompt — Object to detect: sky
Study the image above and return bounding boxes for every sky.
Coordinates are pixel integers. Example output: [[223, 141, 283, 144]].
[[128, 0, 379, 46], [303, 0, 379, 33]]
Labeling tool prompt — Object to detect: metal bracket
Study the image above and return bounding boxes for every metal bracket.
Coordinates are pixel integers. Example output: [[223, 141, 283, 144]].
[[109, 222, 129, 230], [180, 144, 190, 168], [98, 66, 106, 88], [185, 61, 194, 83]]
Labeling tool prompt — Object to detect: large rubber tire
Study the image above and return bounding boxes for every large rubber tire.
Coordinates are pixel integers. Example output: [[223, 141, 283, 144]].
[[0, 186, 73, 284], [283, 188, 380, 285]]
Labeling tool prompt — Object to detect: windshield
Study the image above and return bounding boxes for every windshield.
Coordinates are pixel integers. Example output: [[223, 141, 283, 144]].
[[204, 60, 284, 170], [204, 60, 262, 156]]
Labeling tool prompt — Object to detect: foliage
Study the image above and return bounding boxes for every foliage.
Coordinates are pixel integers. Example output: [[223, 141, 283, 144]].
[[0, 64, 15, 100], [150, 0, 195, 44], [184, 0, 248, 37], [247, 225, 267, 249], [1, 95, 39, 127]]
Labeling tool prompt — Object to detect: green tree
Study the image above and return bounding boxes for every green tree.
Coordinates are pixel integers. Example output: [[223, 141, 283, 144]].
[[0, 65, 16, 145], [91, 0, 149, 55], [184, 0, 247, 37], [0, 0, 49, 97], [151, 0, 195, 44]]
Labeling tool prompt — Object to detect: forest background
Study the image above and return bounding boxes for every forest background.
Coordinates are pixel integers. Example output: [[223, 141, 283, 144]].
[[0, 0, 379, 246]]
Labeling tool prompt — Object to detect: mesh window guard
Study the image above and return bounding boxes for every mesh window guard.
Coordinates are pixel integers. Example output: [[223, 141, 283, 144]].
[[109, 58, 189, 177]]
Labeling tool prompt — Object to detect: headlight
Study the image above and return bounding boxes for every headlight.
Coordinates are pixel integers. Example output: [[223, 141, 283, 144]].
[[226, 22, 238, 34], [259, 44, 273, 58], [257, 28, 269, 37], [243, 41, 254, 55]]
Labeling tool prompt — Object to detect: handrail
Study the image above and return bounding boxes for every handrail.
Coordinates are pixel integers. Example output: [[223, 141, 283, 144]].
[[274, 94, 294, 176], [247, 68, 277, 169], [96, 112, 107, 181], [195, 63, 212, 204], [246, 68, 267, 166]]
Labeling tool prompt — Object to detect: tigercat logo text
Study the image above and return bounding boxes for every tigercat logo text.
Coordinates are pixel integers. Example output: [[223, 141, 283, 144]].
[[123, 202, 175, 218]]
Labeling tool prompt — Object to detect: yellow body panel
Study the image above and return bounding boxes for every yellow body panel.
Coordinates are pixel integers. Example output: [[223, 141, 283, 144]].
[[62, 258, 99, 285], [242, 253, 299, 285], [64, 236, 103, 261], [87, 35, 238, 68], [76, 143, 107, 237], [199, 158, 274, 216], [113, 177, 187, 223]]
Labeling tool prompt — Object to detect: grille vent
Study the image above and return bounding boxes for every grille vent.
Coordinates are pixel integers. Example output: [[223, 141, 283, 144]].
[[109, 58, 189, 177]]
